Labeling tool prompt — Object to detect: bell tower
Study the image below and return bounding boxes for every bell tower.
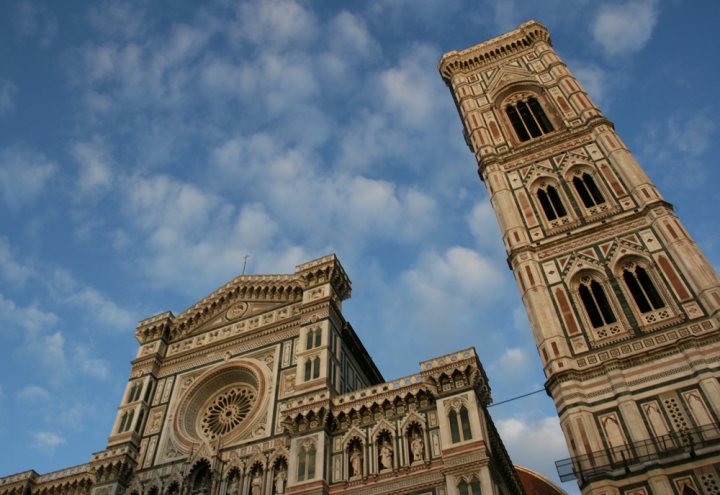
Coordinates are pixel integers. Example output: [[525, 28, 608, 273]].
[[440, 21, 720, 495]]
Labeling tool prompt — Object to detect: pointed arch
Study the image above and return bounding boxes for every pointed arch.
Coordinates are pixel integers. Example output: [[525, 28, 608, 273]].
[[342, 425, 366, 450], [370, 418, 397, 443]]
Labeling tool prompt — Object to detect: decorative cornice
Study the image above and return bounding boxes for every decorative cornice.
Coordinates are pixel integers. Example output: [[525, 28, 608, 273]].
[[438, 20, 550, 82], [134, 255, 350, 345]]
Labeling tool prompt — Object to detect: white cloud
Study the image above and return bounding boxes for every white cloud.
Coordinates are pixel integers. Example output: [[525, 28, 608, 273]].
[[467, 201, 504, 253], [17, 385, 51, 402], [232, 0, 318, 50], [567, 62, 608, 109], [380, 43, 444, 129], [53, 401, 97, 429], [33, 331, 70, 383], [0, 79, 17, 116], [15, 0, 58, 47], [592, 0, 658, 58], [400, 247, 507, 331], [0, 237, 35, 286], [0, 293, 59, 337], [71, 137, 114, 194], [639, 111, 716, 188], [512, 305, 531, 331], [497, 347, 529, 370], [496, 416, 571, 489], [87, 0, 147, 40], [71, 345, 110, 380], [32, 431, 66, 451], [0, 147, 56, 209], [327, 11, 380, 60], [49, 268, 136, 332]]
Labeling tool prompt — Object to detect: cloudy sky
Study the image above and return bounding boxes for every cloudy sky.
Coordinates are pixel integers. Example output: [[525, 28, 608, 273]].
[[1, 0, 719, 491]]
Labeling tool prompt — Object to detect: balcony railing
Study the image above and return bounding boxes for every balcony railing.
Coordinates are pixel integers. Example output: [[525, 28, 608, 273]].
[[556, 423, 720, 484]]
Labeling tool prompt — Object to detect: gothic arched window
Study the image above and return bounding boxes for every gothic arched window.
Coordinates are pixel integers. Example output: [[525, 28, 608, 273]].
[[304, 359, 312, 381], [125, 410, 135, 432], [622, 264, 665, 314], [134, 409, 145, 433], [506, 96, 553, 142], [306, 328, 322, 350], [313, 357, 320, 379], [537, 185, 567, 221], [127, 383, 140, 403], [573, 173, 605, 208], [143, 382, 153, 403], [578, 279, 617, 328], [304, 357, 321, 381], [458, 477, 482, 495], [449, 406, 472, 443], [297, 444, 316, 481], [118, 411, 128, 433]]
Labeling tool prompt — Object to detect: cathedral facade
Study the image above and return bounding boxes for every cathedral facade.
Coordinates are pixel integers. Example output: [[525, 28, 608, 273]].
[[439, 20, 720, 495], [0, 255, 550, 495]]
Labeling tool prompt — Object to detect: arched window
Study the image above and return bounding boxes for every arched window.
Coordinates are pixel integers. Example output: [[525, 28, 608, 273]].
[[134, 409, 145, 433], [578, 279, 617, 328], [127, 381, 142, 403], [449, 406, 472, 443], [125, 410, 135, 432], [297, 444, 316, 481], [313, 357, 320, 379], [118, 412, 128, 433], [127, 383, 138, 403], [458, 478, 482, 495], [460, 407, 472, 440], [143, 382, 153, 403], [573, 173, 605, 208], [304, 357, 321, 381], [622, 264, 665, 313], [506, 96, 553, 142], [304, 359, 312, 381], [537, 185, 567, 221], [306, 328, 322, 350]]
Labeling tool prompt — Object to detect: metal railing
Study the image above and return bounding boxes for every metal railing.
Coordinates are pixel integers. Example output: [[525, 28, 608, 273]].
[[556, 423, 720, 484]]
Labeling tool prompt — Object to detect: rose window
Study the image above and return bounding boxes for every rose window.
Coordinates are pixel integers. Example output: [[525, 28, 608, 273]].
[[200, 386, 256, 440], [175, 365, 264, 444]]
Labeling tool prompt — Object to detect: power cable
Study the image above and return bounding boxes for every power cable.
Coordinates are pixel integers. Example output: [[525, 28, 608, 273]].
[[487, 388, 546, 408]]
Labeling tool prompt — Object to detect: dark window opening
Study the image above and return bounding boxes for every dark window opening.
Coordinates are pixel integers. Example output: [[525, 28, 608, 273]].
[[298, 449, 306, 482], [134, 409, 145, 433], [459, 481, 469, 495], [573, 174, 605, 208], [313, 357, 321, 379], [507, 105, 530, 141], [537, 186, 567, 221], [449, 410, 461, 443], [579, 280, 617, 328], [506, 96, 554, 142], [304, 359, 312, 381], [118, 412, 128, 433], [623, 266, 665, 313], [460, 407, 472, 440]]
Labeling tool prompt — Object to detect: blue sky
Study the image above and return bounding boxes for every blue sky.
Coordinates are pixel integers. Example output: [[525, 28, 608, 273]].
[[0, 0, 718, 491]]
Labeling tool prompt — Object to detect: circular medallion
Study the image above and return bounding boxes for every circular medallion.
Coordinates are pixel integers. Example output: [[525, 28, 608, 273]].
[[199, 385, 256, 440], [175, 363, 265, 444], [226, 303, 248, 321]]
